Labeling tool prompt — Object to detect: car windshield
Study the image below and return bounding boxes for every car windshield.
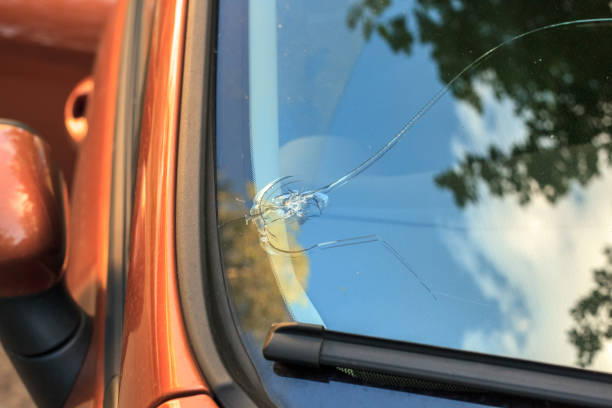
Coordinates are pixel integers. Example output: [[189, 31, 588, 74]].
[[215, 0, 612, 394]]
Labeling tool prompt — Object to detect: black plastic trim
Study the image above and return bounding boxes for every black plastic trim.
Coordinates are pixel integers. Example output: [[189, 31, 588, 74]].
[[0, 281, 81, 357], [1, 281, 91, 408], [263, 322, 612, 408], [175, 0, 275, 407]]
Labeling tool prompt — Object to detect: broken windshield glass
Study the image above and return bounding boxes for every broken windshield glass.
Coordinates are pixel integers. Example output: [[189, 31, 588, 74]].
[[246, 18, 612, 304], [215, 0, 612, 385]]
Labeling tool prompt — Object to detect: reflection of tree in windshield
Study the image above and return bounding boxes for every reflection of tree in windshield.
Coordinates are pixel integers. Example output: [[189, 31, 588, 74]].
[[569, 247, 612, 368], [347, 0, 413, 55], [348, 0, 612, 207], [218, 182, 309, 342], [431, 17, 612, 207]]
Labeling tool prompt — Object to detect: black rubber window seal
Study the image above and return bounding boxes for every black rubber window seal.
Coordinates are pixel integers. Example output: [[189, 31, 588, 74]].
[[175, 0, 276, 407]]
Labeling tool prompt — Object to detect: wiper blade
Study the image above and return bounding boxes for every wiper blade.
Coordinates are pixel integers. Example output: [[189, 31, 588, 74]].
[[263, 323, 612, 407]]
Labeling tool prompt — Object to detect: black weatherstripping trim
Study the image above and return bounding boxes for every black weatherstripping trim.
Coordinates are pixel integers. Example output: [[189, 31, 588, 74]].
[[175, 0, 275, 407], [263, 322, 612, 407]]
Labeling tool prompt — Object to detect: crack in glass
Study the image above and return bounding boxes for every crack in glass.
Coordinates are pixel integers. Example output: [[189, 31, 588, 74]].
[[247, 18, 612, 299]]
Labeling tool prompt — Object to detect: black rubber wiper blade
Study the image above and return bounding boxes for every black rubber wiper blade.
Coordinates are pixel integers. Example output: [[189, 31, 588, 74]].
[[263, 322, 612, 407]]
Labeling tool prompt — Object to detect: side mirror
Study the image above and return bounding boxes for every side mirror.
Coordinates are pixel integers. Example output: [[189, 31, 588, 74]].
[[0, 120, 91, 408]]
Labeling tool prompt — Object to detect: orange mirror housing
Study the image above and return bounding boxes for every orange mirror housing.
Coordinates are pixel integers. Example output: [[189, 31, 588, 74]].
[[0, 120, 67, 297]]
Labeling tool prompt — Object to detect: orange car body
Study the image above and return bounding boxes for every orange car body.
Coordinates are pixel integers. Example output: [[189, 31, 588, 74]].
[[1, 0, 215, 407]]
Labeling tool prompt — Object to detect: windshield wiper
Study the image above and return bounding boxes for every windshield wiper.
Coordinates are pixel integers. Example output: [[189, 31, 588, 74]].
[[263, 323, 612, 407]]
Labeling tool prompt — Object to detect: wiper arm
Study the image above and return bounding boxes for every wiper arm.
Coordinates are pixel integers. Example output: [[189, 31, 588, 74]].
[[263, 323, 612, 407]]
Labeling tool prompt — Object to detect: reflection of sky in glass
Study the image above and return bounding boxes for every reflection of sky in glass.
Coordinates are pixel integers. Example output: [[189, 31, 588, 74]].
[[243, 0, 612, 375]]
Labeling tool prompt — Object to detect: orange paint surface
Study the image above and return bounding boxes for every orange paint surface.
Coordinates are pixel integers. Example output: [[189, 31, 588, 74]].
[[156, 394, 218, 408], [0, 38, 93, 188], [1, 0, 214, 405], [0, 0, 115, 52], [118, 0, 210, 406], [63, 0, 127, 406], [0, 124, 65, 297]]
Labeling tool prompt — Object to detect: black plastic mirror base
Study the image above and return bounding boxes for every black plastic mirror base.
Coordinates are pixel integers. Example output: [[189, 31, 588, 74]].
[[0, 281, 82, 356], [0, 281, 92, 408]]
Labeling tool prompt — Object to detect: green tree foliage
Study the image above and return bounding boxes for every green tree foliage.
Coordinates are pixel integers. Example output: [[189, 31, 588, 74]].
[[569, 247, 612, 367], [217, 183, 310, 342], [348, 0, 612, 207], [347, 0, 413, 55]]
